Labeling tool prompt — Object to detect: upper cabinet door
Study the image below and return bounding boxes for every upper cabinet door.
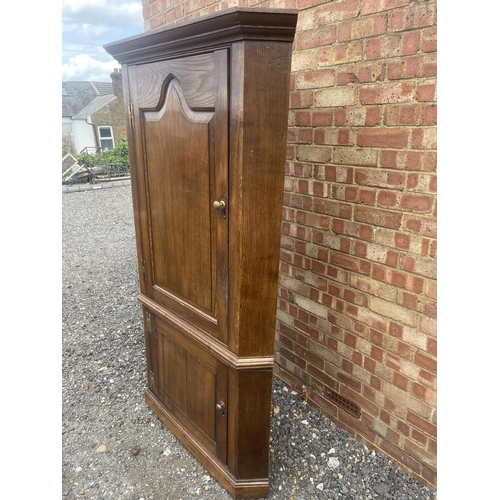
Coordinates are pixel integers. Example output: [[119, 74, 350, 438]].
[[129, 50, 229, 344]]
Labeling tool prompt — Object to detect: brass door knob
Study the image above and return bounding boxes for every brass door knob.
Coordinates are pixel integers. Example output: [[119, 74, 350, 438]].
[[216, 401, 225, 411], [213, 200, 226, 210]]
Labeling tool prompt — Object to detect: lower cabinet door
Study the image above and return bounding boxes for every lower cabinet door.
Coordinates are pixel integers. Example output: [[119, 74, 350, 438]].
[[147, 312, 228, 464]]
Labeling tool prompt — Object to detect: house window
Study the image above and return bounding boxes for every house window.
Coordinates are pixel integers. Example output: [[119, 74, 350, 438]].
[[98, 126, 115, 150]]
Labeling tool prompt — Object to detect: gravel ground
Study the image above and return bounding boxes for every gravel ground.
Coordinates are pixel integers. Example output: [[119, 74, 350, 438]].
[[62, 185, 437, 500]]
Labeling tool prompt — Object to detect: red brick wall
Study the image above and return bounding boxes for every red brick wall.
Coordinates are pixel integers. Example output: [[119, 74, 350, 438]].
[[142, 0, 437, 489]]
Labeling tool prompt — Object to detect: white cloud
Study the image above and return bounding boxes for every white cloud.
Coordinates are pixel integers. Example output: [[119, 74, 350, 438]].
[[62, 0, 143, 33], [62, 0, 143, 82], [63, 22, 110, 41], [62, 53, 120, 82]]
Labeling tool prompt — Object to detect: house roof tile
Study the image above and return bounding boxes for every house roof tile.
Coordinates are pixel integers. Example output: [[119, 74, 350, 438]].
[[62, 81, 114, 118]]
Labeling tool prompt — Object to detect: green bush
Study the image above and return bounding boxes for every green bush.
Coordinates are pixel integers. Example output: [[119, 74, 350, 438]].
[[76, 138, 130, 168], [103, 138, 129, 165]]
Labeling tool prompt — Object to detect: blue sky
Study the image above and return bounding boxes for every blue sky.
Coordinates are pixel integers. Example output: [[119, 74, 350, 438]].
[[62, 0, 143, 82]]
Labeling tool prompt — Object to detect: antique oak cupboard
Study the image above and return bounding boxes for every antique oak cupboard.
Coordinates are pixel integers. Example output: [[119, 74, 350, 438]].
[[104, 8, 297, 498]]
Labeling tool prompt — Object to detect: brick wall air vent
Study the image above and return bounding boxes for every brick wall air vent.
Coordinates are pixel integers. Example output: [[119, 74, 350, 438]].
[[324, 388, 361, 419]]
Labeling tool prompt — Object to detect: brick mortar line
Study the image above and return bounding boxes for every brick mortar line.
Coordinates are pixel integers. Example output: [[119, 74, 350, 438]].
[[279, 259, 437, 300], [283, 205, 437, 222], [277, 281, 436, 348], [281, 212, 437, 239]]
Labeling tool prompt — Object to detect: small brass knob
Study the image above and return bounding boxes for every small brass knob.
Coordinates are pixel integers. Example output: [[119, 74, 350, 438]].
[[213, 200, 226, 210], [216, 401, 225, 411]]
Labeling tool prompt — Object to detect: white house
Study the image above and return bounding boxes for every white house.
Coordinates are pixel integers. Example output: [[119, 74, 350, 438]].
[[62, 74, 125, 155]]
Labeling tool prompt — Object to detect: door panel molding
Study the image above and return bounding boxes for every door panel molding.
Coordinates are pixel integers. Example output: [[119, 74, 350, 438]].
[[143, 77, 214, 123]]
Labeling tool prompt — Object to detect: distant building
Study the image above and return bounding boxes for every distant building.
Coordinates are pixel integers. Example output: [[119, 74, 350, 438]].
[[62, 69, 126, 154]]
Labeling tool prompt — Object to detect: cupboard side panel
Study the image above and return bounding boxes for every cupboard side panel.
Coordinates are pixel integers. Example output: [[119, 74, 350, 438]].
[[125, 65, 152, 296], [229, 41, 293, 357], [233, 369, 273, 480]]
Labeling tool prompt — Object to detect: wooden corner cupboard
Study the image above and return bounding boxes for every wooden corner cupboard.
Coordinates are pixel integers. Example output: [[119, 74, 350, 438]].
[[104, 8, 297, 498]]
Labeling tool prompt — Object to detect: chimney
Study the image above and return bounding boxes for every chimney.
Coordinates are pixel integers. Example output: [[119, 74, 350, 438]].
[[110, 68, 123, 104]]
